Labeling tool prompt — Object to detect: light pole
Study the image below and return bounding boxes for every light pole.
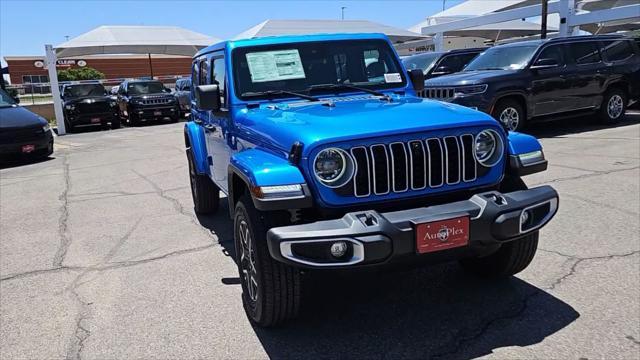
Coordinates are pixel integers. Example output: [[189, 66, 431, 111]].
[[442, 0, 446, 11], [341, 6, 346, 20], [540, 0, 548, 39]]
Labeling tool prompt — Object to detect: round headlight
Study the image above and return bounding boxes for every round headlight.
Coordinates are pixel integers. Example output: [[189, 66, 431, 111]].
[[314, 148, 354, 187], [475, 130, 504, 167]]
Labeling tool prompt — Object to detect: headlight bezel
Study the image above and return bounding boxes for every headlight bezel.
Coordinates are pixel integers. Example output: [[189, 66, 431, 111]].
[[64, 104, 75, 111], [313, 147, 355, 188], [474, 129, 504, 167], [42, 123, 51, 132], [454, 84, 488, 96]]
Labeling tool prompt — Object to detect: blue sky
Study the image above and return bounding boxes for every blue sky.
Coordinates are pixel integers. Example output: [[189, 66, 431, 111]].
[[1, 0, 463, 58]]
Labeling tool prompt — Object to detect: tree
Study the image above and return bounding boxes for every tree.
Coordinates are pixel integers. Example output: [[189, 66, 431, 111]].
[[58, 67, 105, 81], [2, 79, 18, 98]]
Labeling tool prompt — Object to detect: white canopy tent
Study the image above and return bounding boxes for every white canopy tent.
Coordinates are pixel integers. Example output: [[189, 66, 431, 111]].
[[234, 19, 429, 44], [46, 25, 220, 135]]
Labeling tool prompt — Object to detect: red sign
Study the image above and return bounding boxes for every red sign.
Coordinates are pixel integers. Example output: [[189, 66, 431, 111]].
[[415, 216, 469, 254]]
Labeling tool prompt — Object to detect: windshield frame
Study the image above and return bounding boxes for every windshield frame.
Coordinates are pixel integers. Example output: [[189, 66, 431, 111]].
[[231, 39, 407, 102], [463, 44, 539, 71]]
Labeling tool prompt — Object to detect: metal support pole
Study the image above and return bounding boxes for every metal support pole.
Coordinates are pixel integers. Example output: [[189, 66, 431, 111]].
[[45, 44, 66, 135], [540, 0, 548, 39], [558, 0, 573, 37], [148, 53, 154, 78], [434, 32, 444, 52]]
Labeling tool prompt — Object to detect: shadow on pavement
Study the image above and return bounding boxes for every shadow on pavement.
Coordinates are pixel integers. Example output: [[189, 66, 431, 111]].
[[196, 203, 579, 359], [0, 155, 55, 169], [524, 110, 639, 139]]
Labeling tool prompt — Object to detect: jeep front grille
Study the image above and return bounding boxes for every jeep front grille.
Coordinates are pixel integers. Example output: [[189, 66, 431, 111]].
[[419, 87, 455, 100], [141, 97, 172, 105], [350, 135, 477, 197]]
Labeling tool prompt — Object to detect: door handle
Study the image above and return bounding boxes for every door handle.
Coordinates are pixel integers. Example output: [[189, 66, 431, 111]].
[[204, 124, 216, 132]]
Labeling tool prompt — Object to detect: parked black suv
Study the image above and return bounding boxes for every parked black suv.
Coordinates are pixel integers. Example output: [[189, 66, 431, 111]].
[[116, 80, 179, 126], [403, 48, 485, 79], [422, 35, 640, 131], [62, 83, 119, 131], [0, 89, 53, 163]]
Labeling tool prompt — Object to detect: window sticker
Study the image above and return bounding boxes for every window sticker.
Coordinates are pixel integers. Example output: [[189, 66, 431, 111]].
[[246, 49, 306, 83], [384, 73, 402, 83]]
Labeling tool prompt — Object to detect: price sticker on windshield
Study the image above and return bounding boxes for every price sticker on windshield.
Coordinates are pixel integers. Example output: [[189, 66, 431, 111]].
[[246, 49, 306, 83], [384, 73, 402, 83]]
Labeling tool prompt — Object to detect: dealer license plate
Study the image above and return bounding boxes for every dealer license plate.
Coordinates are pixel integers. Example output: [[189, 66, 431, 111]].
[[91, 117, 101, 123], [21, 144, 35, 153], [154, 110, 162, 116], [415, 216, 469, 254]]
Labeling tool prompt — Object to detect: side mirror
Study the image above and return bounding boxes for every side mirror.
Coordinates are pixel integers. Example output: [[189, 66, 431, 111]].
[[531, 58, 558, 70], [408, 69, 425, 92], [195, 84, 220, 111], [12, 96, 20, 104], [164, 87, 172, 93], [432, 65, 453, 75]]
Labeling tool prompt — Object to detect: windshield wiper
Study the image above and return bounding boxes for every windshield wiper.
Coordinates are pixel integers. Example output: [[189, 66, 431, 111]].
[[307, 83, 391, 101], [241, 90, 318, 102]]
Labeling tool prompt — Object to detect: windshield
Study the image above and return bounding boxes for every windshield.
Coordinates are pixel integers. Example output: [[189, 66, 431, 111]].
[[128, 82, 165, 95], [0, 89, 17, 108], [233, 39, 406, 100], [402, 52, 441, 74], [63, 84, 106, 98], [464, 45, 538, 71]]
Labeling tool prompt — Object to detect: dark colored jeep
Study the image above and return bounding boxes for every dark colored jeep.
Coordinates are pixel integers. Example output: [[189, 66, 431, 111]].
[[422, 35, 640, 131], [402, 48, 485, 79], [116, 80, 179, 126], [174, 78, 192, 118], [61, 83, 119, 131]]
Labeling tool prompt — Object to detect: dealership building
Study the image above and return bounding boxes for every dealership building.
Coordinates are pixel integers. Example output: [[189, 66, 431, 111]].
[[3, 54, 192, 85]]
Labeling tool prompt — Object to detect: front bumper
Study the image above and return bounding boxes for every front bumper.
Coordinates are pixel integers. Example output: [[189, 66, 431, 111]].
[[131, 105, 177, 119], [267, 186, 558, 269], [66, 111, 118, 126], [0, 130, 53, 160]]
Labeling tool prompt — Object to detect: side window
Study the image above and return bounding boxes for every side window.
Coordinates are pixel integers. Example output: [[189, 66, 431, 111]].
[[602, 40, 634, 62], [438, 54, 477, 73], [191, 63, 198, 86], [199, 59, 208, 85], [569, 42, 601, 65], [212, 56, 226, 107], [537, 44, 565, 66]]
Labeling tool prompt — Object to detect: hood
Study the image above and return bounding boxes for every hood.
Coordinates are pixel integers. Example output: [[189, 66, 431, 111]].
[[235, 95, 499, 156], [425, 69, 519, 86], [0, 105, 48, 129]]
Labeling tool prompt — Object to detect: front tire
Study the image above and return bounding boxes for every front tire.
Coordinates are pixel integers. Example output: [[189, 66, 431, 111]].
[[234, 194, 301, 327], [187, 150, 219, 214], [493, 99, 525, 132], [111, 117, 121, 129], [459, 232, 539, 278], [599, 88, 627, 124]]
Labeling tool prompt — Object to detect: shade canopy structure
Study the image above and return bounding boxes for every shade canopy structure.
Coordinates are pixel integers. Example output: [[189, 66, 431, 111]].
[[48, 25, 220, 135], [55, 25, 220, 57], [234, 19, 428, 44], [446, 19, 558, 41]]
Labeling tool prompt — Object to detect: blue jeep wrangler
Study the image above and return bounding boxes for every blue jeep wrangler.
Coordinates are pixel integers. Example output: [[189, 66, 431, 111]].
[[185, 33, 559, 327]]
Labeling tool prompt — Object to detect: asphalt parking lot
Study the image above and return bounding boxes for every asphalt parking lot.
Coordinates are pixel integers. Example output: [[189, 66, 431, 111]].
[[1, 113, 639, 360]]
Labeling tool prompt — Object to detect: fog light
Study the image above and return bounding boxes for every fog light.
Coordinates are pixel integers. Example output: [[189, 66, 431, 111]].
[[330, 241, 348, 258], [520, 210, 530, 225]]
